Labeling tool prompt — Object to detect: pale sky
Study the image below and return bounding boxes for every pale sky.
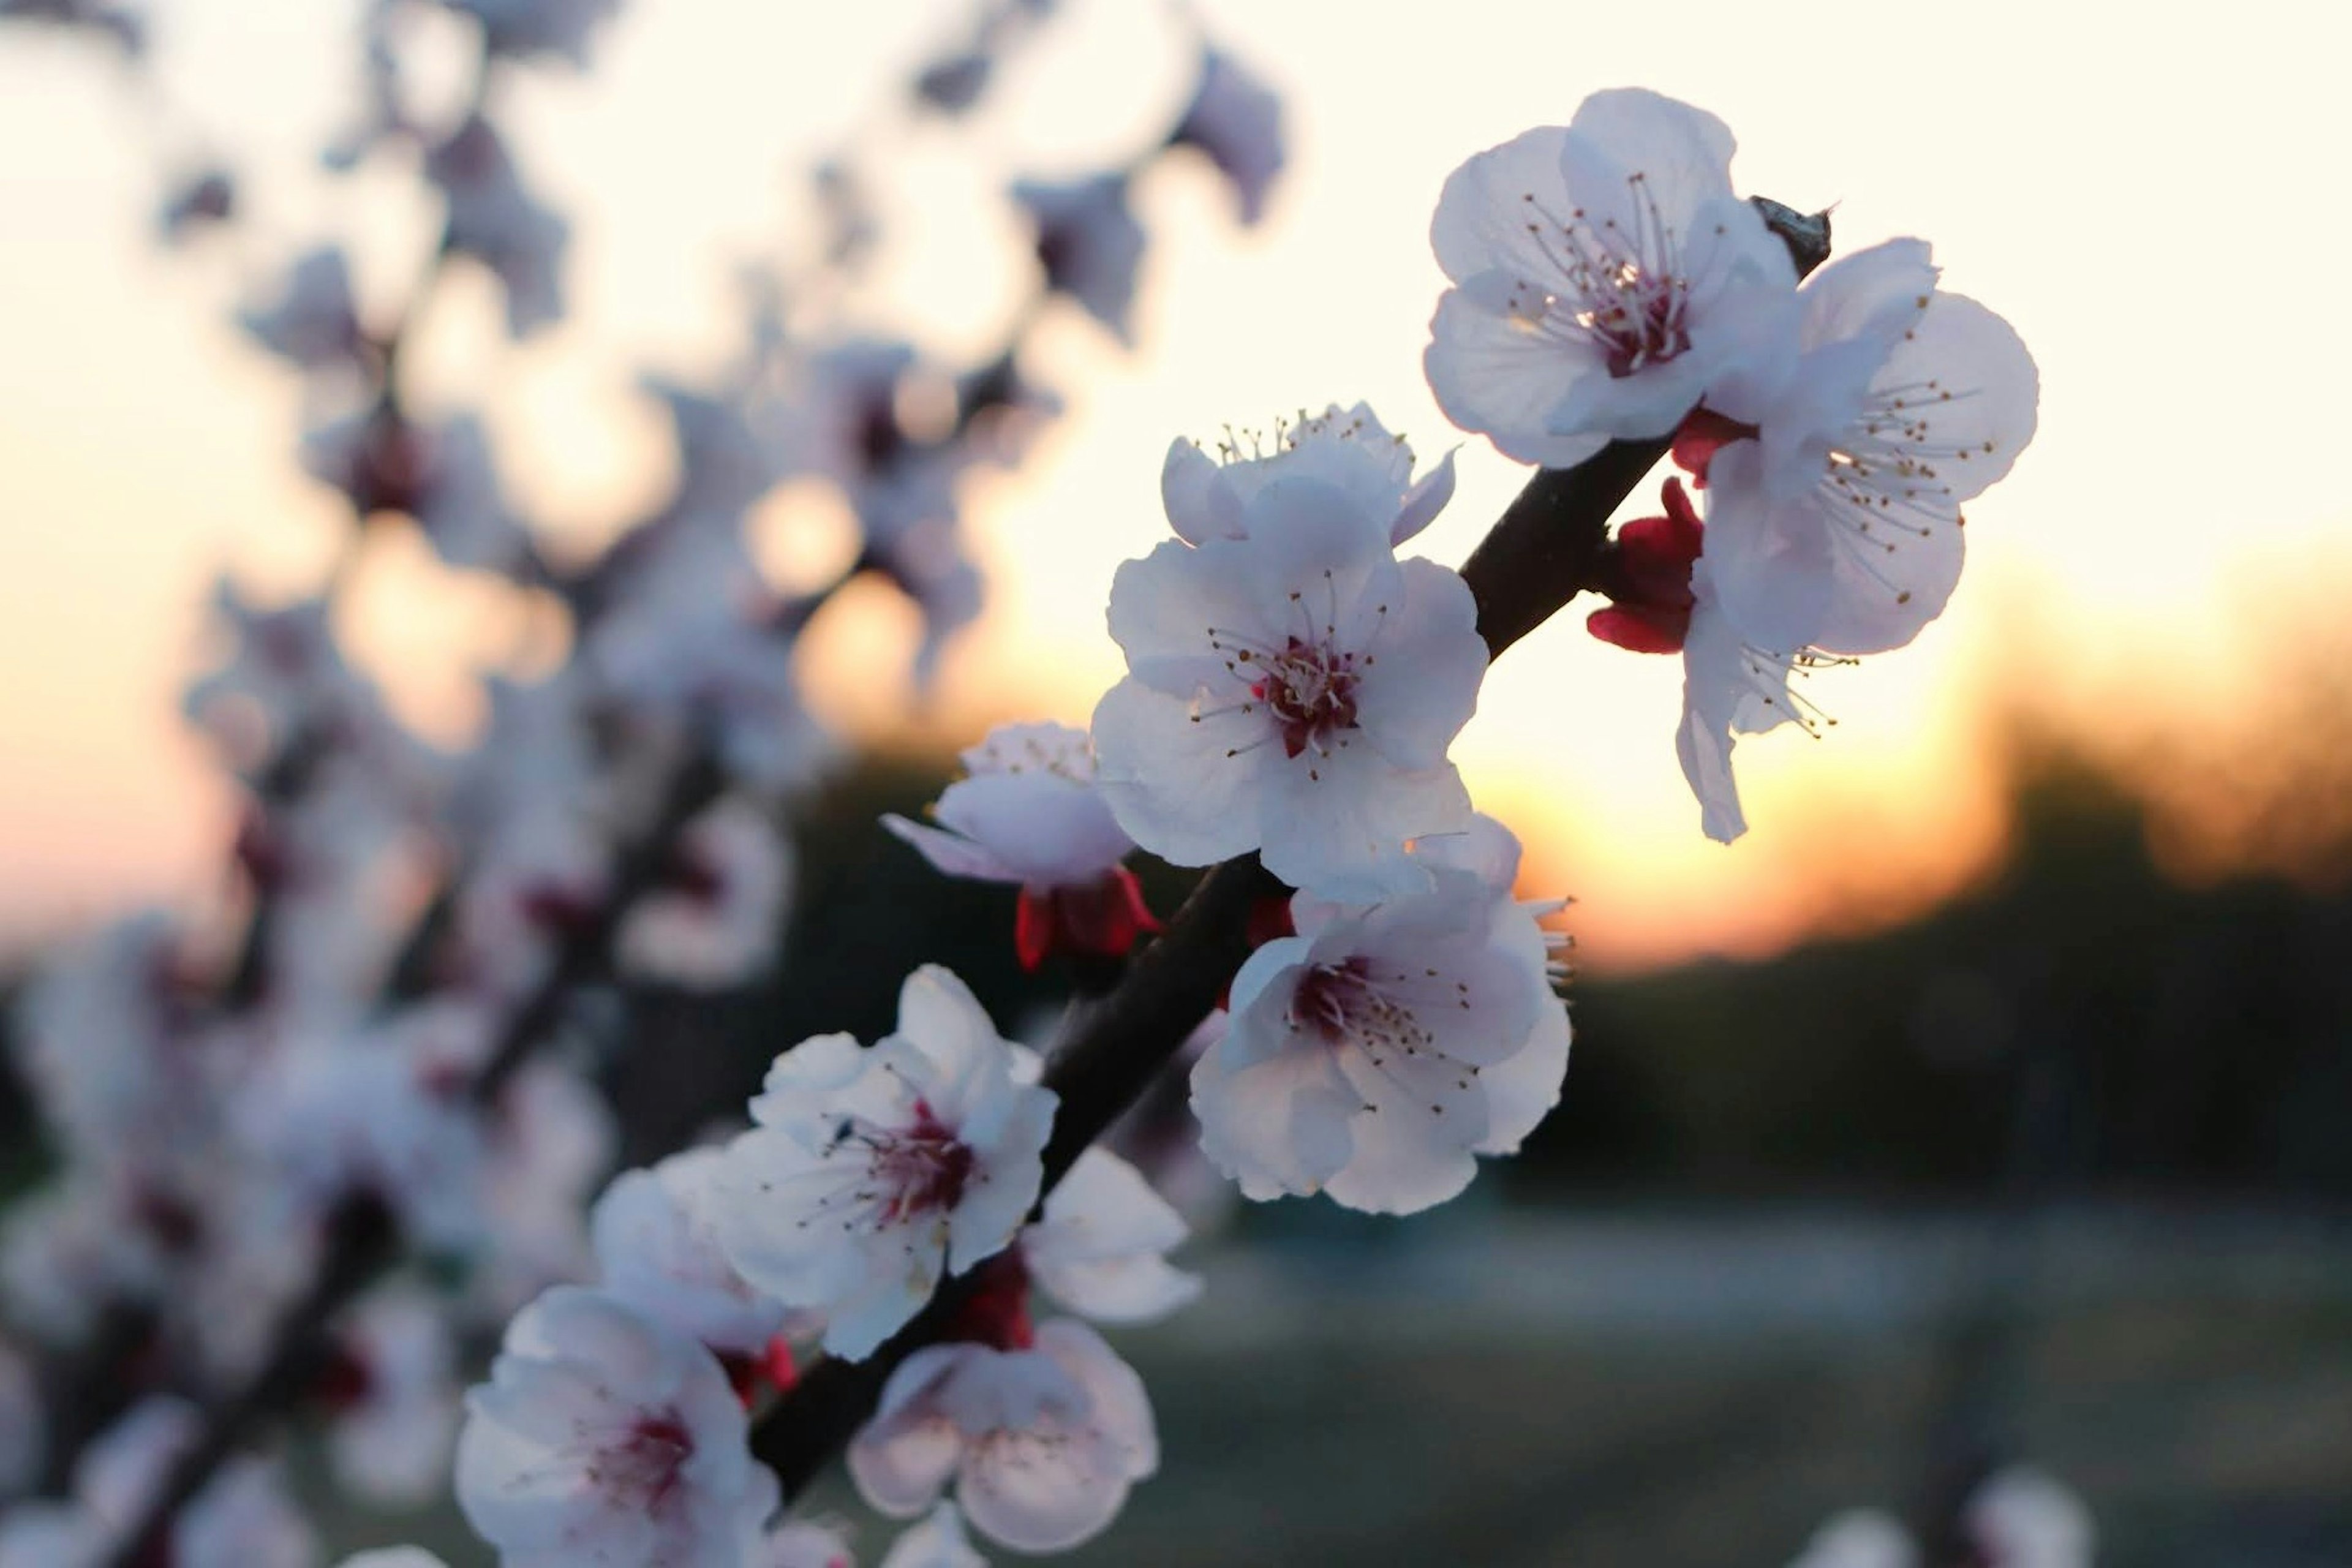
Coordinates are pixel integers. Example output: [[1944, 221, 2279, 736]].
[[2, 0, 2346, 967]]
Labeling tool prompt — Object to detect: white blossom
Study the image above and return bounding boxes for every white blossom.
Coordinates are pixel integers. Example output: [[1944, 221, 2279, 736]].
[[1091, 476, 1485, 902], [322, 1289, 460, 1508], [1672, 567, 1812, 845], [1191, 816, 1567, 1213], [1424, 89, 1798, 469], [714, 967, 1057, 1360], [1160, 402, 1455, 549], [335, 1551, 453, 1568], [1700, 238, 2039, 657], [1022, 1148, 1199, 1324], [878, 1502, 987, 1568], [617, 798, 794, 990], [456, 1287, 776, 1568], [848, 1319, 1154, 1553], [592, 1146, 790, 1358], [882, 722, 1155, 971]]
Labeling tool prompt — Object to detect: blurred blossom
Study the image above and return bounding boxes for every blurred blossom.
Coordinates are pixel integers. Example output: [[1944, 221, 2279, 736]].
[[238, 246, 363, 372], [617, 797, 795, 990], [590, 1145, 790, 1359], [1014, 173, 1145, 345], [320, 1287, 462, 1508], [0, 0, 141, 55], [877, 1502, 988, 1568], [1167, 44, 1284, 225], [442, 0, 622, 70], [426, 113, 569, 337]]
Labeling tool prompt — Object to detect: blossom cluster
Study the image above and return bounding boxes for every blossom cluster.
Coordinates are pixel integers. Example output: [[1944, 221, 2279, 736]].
[[1427, 90, 2038, 839], [0, 10, 2052, 1561], [0, 0, 1288, 1564]]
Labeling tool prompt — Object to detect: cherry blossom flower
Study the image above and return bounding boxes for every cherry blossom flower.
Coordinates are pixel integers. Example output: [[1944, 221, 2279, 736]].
[[848, 1319, 1155, 1553], [318, 1288, 460, 1507], [882, 721, 1157, 972], [2, 1400, 316, 1568], [1022, 1148, 1199, 1324], [1159, 402, 1456, 549], [456, 1287, 777, 1568], [1698, 239, 2040, 657], [1091, 476, 1485, 902], [238, 246, 362, 371], [878, 1502, 988, 1568], [1014, 174, 1145, 344], [1424, 89, 1799, 469], [617, 797, 795, 990], [239, 1001, 494, 1250], [713, 967, 1058, 1360], [472, 1060, 617, 1316], [336, 1551, 453, 1568], [1191, 816, 1567, 1213], [592, 1146, 790, 1358], [1672, 565, 1817, 844], [1167, 45, 1284, 225]]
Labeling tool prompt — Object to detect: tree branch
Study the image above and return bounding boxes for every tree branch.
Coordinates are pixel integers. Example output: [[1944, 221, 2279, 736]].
[[745, 192, 1833, 1503]]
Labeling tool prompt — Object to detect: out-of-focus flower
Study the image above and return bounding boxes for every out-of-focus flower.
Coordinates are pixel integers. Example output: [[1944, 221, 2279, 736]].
[[1167, 45, 1283, 225], [1787, 1510, 1915, 1568], [850, 1319, 1154, 1553], [456, 1287, 775, 1568], [714, 967, 1057, 1360], [878, 1502, 988, 1568], [1424, 89, 1798, 469], [617, 797, 794, 990], [883, 721, 1156, 973], [0, 1400, 315, 1568], [763, 1520, 857, 1568], [1160, 401, 1455, 549], [1092, 477, 1484, 902], [239, 246, 362, 371], [156, 166, 236, 244], [1966, 1467, 2095, 1568], [426, 115, 568, 337], [318, 1288, 461, 1507], [1014, 174, 1145, 345], [334, 1551, 452, 1568], [0, 0, 142, 55], [592, 1147, 790, 1358]]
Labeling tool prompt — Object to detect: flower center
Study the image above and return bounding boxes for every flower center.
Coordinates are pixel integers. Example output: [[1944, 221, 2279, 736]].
[[600, 1412, 693, 1512], [1510, 174, 1694, 378], [864, 1100, 977, 1224], [1249, 637, 1361, 759], [1289, 958, 1434, 1062]]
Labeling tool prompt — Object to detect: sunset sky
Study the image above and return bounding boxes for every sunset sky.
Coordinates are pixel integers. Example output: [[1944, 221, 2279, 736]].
[[2, 0, 2346, 969]]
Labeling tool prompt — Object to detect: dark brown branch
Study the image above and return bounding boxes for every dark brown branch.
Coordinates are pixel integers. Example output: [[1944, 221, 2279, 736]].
[[746, 193, 1833, 1504]]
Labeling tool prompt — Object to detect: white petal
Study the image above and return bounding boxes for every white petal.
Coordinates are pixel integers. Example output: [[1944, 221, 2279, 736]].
[[1160, 437, 1240, 544], [1090, 679, 1267, 869], [1424, 288, 1612, 470], [1348, 558, 1484, 770]]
